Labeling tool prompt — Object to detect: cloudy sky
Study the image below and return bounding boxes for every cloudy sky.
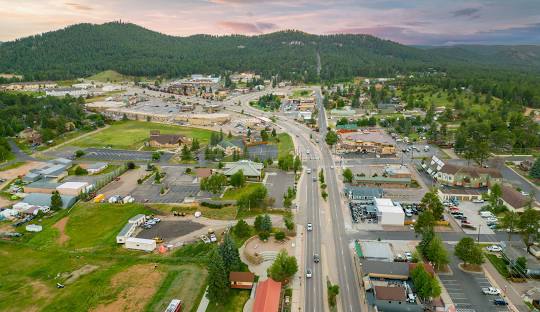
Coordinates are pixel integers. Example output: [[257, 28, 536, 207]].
[[1, 0, 540, 45]]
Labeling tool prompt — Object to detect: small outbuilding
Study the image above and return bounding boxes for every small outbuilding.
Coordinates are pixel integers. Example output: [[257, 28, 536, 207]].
[[125, 237, 156, 252], [229, 272, 255, 289], [26, 224, 43, 232]]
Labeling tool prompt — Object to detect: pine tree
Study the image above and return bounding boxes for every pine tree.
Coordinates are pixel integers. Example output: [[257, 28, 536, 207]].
[[219, 234, 241, 274], [206, 249, 229, 304], [530, 157, 540, 179], [50, 191, 63, 210]]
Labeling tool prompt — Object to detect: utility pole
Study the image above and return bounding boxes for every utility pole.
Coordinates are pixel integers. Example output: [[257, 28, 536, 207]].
[[477, 224, 481, 242]]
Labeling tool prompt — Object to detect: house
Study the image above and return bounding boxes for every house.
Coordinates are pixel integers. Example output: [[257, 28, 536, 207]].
[[229, 272, 255, 289], [80, 162, 108, 175], [148, 131, 189, 148], [216, 140, 243, 156], [253, 278, 281, 312], [222, 160, 264, 180], [500, 185, 536, 212], [367, 284, 423, 312], [18, 128, 42, 145]]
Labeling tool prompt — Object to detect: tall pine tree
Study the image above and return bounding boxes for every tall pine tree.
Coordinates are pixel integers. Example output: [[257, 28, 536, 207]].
[[219, 234, 241, 274], [206, 249, 229, 304]]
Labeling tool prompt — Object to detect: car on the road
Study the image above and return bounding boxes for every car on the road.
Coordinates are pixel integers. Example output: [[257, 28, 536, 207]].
[[312, 177, 317, 182], [306, 168, 312, 174], [486, 245, 502, 252], [472, 199, 485, 203], [330, 166, 334, 169], [307, 223, 313, 231], [314, 254, 320, 263], [493, 298, 508, 305], [306, 269, 312, 278], [482, 287, 501, 295], [520, 191, 530, 196], [152, 218, 161, 223]]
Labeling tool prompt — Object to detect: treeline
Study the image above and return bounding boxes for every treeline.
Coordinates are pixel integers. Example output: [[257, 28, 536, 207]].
[[0, 92, 104, 141]]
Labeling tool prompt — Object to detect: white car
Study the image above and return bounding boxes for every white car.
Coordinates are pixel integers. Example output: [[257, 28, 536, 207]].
[[482, 287, 501, 295], [209, 233, 217, 242], [153, 218, 161, 223], [307, 223, 313, 231], [200, 235, 211, 244], [472, 199, 485, 204], [521, 191, 530, 196], [404, 252, 413, 261], [486, 245, 502, 252], [306, 269, 312, 278], [330, 166, 334, 169]]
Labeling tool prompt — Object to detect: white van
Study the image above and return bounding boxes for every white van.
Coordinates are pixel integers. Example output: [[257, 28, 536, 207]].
[[480, 211, 494, 218]]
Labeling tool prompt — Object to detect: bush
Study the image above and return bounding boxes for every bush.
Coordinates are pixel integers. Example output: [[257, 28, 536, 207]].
[[74, 166, 88, 175], [75, 150, 85, 158], [126, 161, 135, 170], [200, 200, 233, 209], [274, 231, 286, 241], [137, 178, 143, 184], [258, 231, 270, 240]]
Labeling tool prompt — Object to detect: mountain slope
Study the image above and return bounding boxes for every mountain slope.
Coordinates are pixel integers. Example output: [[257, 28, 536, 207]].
[[0, 22, 441, 81], [0, 22, 539, 81]]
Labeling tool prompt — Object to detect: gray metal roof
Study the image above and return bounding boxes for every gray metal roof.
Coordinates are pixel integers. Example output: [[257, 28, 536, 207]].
[[362, 260, 409, 277], [117, 222, 136, 237], [22, 193, 77, 209], [359, 241, 394, 261], [40, 164, 67, 176], [345, 187, 383, 198], [129, 214, 146, 223]]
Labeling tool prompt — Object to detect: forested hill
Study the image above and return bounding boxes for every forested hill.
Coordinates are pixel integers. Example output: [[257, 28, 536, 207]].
[[0, 21, 539, 82], [0, 22, 439, 81]]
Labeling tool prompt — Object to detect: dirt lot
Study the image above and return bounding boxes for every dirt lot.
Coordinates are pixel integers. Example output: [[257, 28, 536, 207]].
[[93, 264, 163, 312], [53, 216, 70, 245], [99, 167, 147, 197], [0, 161, 45, 186], [137, 220, 205, 241]]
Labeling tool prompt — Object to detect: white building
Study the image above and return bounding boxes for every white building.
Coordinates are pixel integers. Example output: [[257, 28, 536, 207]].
[[56, 181, 90, 196], [45, 88, 89, 97], [116, 223, 137, 243], [374, 198, 405, 225], [297, 111, 312, 121], [26, 224, 43, 232], [128, 214, 146, 225], [125, 237, 156, 252]]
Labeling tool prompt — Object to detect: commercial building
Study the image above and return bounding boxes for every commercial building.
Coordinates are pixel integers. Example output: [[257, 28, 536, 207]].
[[337, 130, 396, 156], [222, 160, 264, 180], [1, 81, 57, 91], [21, 193, 77, 209], [24, 180, 61, 194], [253, 278, 281, 312], [125, 237, 156, 252], [56, 182, 91, 196], [45, 88, 89, 97], [80, 162, 108, 175], [148, 130, 189, 148], [355, 241, 394, 262], [23, 159, 71, 183], [352, 176, 411, 188], [116, 223, 138, 243], [423, 156, 502, 188], [374, 198, 405, 225], [345, 187, 383, 200]]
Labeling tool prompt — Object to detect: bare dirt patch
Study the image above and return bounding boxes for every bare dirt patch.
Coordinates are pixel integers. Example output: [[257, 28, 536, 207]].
[[53, 216, 70, 245], [93, 264, 164, 312], [63, 264, 100, 284], [0, 161, 45, 181]]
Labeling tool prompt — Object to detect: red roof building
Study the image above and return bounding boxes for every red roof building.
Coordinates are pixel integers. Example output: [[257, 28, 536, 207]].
[[253, 278, 281, 312]]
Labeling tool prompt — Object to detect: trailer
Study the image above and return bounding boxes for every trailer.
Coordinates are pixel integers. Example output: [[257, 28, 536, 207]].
[[164, 299, 183, 312]]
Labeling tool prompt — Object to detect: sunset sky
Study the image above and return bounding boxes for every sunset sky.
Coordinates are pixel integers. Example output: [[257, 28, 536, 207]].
[[2, 0, 540, 45]]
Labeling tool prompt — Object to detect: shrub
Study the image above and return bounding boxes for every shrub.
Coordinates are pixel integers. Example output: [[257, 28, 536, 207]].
[[126, 161, 135, 170], [258, 231, 270, 241], [274, 231, 286, 241]]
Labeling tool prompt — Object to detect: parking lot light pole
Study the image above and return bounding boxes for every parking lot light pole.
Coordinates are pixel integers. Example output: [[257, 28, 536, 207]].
[[477, 224, 481, 242]]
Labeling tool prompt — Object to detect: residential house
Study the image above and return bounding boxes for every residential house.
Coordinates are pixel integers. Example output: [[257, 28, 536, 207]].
[[500, 185, 538, 212], [222, 160, 264, 180], [229, 272, 255, 289], [148, 130, 189, 148], [216, 140, 243, 156], [19, 128, 42, 145], [253, 278, 281, 312]]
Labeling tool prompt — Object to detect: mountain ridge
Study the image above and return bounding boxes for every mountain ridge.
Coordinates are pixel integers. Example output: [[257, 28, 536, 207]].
[[0, 22, 539, 81]]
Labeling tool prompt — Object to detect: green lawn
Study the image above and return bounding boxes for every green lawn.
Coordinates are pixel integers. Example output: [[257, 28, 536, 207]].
[[485, 253, 510, 278], [1, 200, 212, 312], [277, 133, 294, 158], [222, 183, 263, 200], [68, 121, 215, 150], [145, 264, 208, 312], [151, 203, 238, 220], [291, 89, 312, 98], [87, 70, 134, 83], [0, 161, 25, 171], [206, 289, 251, 312]]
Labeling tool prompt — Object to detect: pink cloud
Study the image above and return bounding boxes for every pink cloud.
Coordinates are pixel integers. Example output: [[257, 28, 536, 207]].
[[217, 21, 278, 34]]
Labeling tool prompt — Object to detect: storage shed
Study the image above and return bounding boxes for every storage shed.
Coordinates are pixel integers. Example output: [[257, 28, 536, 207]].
[[125, 237, 156, 252]]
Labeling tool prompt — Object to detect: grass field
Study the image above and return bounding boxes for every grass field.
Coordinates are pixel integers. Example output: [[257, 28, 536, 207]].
[[1, 201, 210, 312], [222, 183, 263, 200], [68, 121, 215, 150], [291, 89, 312, 98], [485, 253, 510, 278], [151, 203, 238, 220], [87, 70, 134, 83], [277, 133, 294, 158], [0, 161, 25, 171], [206, 289, 251, 312]]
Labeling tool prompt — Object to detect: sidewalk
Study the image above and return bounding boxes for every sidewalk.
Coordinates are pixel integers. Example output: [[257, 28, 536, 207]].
[[195, 287, 209, 312], [483, 261, 528, 312]]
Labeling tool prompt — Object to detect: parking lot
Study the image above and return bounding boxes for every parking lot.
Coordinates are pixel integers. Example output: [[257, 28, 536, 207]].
[[440, 244, 509, 312], [136, 220, 205, 240], [131, 166, 210, 203], [82, 148, 174, 162], [447, 201, 495, 235], [247, 144, 278, 161], [265, 170, 295, 207]]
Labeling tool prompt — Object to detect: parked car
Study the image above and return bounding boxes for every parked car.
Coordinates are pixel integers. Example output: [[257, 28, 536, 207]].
[[486, 245, 502, 252], [493, 298, 508, 305], [200, 235, 211, 244], [482, 287, 501, 295], [307, 223, 313, 231], [472, 199, 485, 203], [404, 252, 413, 262], [306, 269, 312, 278], [209, 233, 217, 242]]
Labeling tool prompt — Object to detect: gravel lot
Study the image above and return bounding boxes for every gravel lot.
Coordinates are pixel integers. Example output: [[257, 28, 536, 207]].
[[136, 220, 205, 240]]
